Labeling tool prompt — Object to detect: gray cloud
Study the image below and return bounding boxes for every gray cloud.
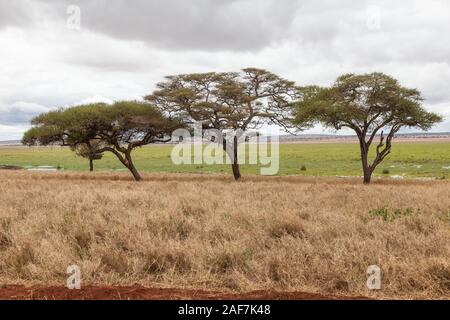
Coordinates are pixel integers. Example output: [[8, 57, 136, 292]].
[[0, 102, 49, 125], [0, 0, 449, 139], [31, 0, 301, 51], [0, 0, 32, 29]]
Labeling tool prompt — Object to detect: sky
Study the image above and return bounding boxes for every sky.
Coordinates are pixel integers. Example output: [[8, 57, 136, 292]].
[[0, 0, 449, 140]]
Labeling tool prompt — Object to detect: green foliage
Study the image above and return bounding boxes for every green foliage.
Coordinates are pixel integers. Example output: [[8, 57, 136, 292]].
[[300, 165, 307, 171], [292, 73, 442, 132], [72, 141, 104, 161], [382, 168, 390, 175], [369, 207, 421, 222], [23, 101, 181, 148], [444, 212, 450, 223]]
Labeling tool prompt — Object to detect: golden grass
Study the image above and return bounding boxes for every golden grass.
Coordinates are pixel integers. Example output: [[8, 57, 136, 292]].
[[0, 171, 449, 299]]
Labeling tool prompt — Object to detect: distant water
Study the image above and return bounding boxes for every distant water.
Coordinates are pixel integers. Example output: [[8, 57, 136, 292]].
[[0, 132, 449, 146], [0, 140, 21, 146]]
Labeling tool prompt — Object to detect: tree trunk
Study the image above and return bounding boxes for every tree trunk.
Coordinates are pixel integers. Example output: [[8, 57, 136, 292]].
[[128, 164, 142, 181], [231, 136, 241, 181], [363, 168, 372, 184], [125, 152, 142, 181], [89, 158, 94, 172], [223, 136, 241, 181], [360, 140, 372, 184], [231, 163, 241, 181]]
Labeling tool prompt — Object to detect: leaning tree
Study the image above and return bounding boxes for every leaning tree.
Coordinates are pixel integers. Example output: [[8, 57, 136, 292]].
[[291, 73, 442, 184], [22, 101, 181, 181], [145, 68, 299, 180]]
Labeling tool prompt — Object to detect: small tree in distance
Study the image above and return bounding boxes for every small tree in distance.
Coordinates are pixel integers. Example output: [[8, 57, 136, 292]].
[[22, 101, 182, 181], [291, 73, 442, 184], [146, 68, 299, 180], [72, 141, 104, 172]]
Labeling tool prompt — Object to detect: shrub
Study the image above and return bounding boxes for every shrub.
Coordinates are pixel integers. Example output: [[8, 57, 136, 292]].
[[382, 169, 390, 175], [369, 207, 421, 221], [101, 251, 129, 275], [300, 165, 307, 171], [0, 231, 12, 250], [0, 165, 23, 170], [270, 221, 305, 239], [426, 265, 450, 292], [443, 211, 450, 223], [142, 250, 191, 275], [212, 253, 234, 273]]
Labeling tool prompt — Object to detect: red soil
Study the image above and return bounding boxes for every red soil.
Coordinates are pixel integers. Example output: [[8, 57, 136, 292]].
[[0, 285, 370, 300]]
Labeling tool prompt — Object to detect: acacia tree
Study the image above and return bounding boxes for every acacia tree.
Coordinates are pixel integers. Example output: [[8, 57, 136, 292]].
[[291, 73, 442, 184], [72, 141, 104, 172], [145, 68, 299, 180], [22, 101, 181, 181]]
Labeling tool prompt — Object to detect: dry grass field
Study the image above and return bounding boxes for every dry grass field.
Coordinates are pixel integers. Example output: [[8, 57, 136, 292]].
[[0, 171, 449, 299]]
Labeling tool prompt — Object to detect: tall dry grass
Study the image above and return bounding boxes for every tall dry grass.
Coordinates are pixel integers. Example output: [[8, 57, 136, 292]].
[[0, 171, 449, 299]]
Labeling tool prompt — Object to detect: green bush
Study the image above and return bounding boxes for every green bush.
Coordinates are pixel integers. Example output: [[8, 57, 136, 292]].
[[443, 211, 450, 223], [369, 207, 421, 222]]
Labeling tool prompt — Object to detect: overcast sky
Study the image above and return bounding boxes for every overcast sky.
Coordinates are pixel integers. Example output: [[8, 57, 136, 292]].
[[1, 0, 449, 140]]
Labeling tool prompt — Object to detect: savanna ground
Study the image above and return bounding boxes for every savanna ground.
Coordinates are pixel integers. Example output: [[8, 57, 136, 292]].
[[0, 166, 449, 299]]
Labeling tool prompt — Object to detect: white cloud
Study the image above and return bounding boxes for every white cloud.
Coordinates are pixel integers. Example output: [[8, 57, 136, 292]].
[[75, 95, 114, 105], [0, 124, 30, 141]]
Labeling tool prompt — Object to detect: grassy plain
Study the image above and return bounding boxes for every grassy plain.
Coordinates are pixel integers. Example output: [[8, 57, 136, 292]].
[[0, 171, 448, 299], [0, 141, 449, 179]]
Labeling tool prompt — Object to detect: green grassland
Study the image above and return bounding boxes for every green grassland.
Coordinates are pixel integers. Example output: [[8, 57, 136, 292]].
[[0, 142, 449, 179]]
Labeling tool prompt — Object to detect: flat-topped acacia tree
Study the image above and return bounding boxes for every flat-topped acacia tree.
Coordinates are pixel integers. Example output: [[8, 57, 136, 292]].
[[145, 68, 299, 180], [22, 101, 181, 181], [291, 73, 442, 184]]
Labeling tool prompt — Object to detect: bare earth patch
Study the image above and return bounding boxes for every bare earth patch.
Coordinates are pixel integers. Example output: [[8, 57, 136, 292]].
[[0, 285, 372, 300]]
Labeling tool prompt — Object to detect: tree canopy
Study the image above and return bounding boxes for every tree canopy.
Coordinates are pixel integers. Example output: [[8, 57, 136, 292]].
[[291, 73, 442, 183], [22, 101, 182, 181], [72, 140, 105, 172]]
